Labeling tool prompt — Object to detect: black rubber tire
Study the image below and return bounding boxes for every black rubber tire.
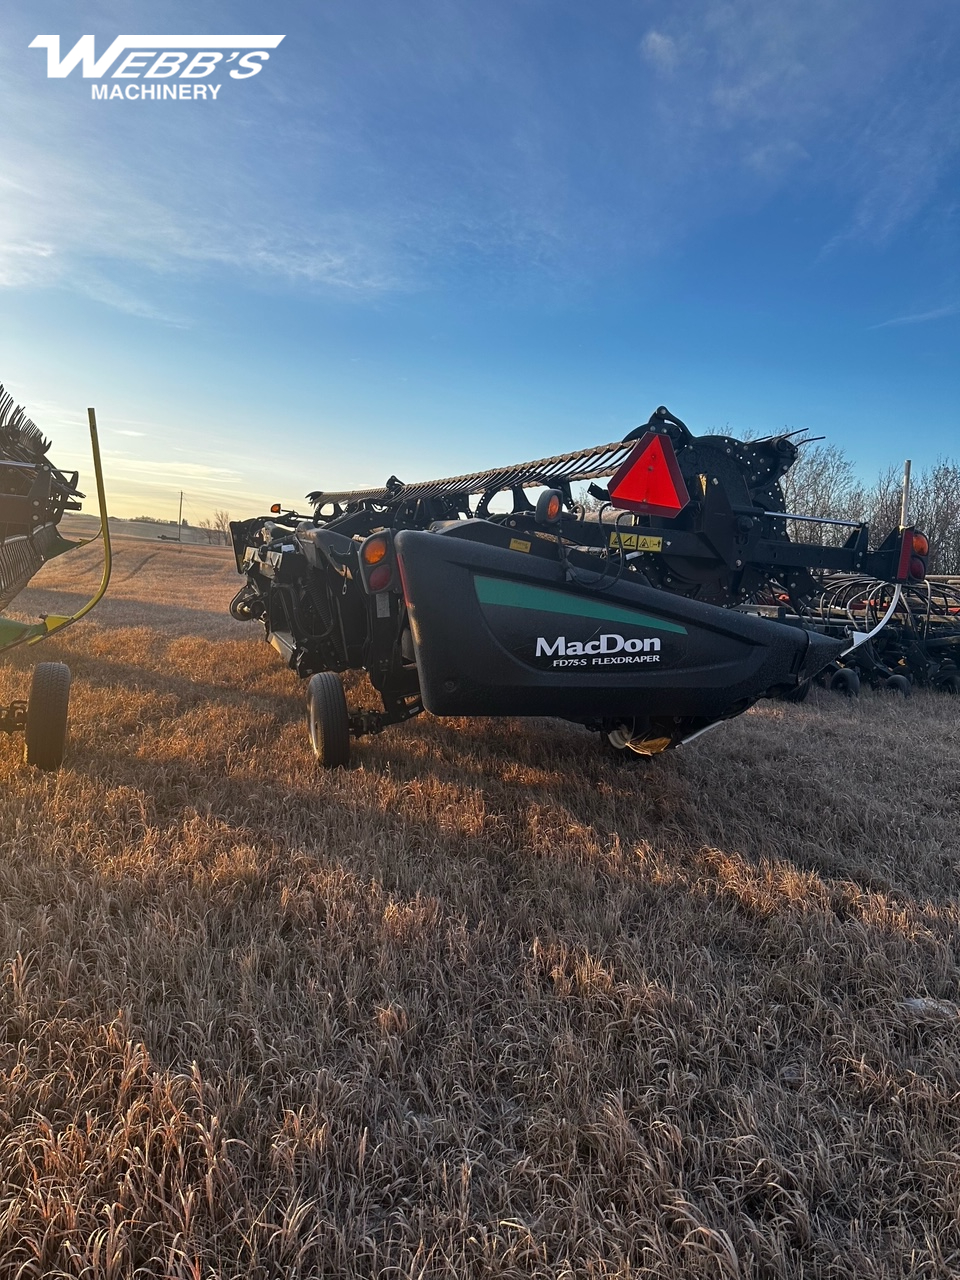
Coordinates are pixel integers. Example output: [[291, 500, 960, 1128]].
[[829, 668, 861, 698], [779, 678, 812, 703], [936, 672, 960, 695], [24, 662, 71, 771], [306, 673, 350, 768], [883, 675, 912, 697], [229, 587, 260, 621]]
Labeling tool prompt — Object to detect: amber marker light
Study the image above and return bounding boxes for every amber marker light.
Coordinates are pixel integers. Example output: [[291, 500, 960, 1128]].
[[536, 488, 563, 524], [912, 532, 929, 556], [361, 536, 389, 565]]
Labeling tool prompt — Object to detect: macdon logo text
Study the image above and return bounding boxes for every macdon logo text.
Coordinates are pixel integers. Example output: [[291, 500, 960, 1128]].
[[29, 35, 285, 101], [535, 633, 662, 667]]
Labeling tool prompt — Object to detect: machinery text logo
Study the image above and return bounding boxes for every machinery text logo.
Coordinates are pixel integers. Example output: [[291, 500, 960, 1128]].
[[29, 35, 285, 101], [534, 633, 662, 668]]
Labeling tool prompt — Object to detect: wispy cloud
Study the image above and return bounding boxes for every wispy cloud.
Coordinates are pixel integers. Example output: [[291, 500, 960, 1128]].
[[1, 0, 958, 318], [743, 139, 809, 176], [633, 1, 960, 248], [870, 304, 960, 329], [640, 32, 678, 72], [0, 26, 416, 312], [102, 456, 243, 484], [0, 239, 56, 287]]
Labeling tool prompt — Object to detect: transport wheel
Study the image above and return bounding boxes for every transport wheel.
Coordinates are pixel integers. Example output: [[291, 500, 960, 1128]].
[[936, 672, 960, 695], [306, 673, 350, 768], [829, 668, 860, 698], [229, 587, 261, 621], [883, 675, 912, 697], [779, 678, 812, 703], [24, 662, 71, 771]]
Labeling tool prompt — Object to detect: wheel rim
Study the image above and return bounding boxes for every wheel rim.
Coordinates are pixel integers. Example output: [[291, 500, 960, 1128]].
[[307, 697, 322, 757]]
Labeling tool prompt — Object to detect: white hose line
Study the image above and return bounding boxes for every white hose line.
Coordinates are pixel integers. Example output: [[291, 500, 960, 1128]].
[[840, 583, 903, 656], [677, 720, 727, 748]]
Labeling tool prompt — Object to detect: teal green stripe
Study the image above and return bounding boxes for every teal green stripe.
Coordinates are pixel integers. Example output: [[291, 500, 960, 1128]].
[[474, 575, 687, 634]]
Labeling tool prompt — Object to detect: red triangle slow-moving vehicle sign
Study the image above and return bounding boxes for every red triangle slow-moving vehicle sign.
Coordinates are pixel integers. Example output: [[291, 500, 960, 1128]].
[[607, 431, 691, 517]]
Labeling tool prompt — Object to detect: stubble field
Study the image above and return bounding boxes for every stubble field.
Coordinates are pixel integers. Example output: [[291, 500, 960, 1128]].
[[1, 538, 959, 1278]]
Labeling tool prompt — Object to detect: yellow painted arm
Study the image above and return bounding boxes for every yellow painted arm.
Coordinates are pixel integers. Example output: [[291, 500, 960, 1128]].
[[29, 407, 112, 641]]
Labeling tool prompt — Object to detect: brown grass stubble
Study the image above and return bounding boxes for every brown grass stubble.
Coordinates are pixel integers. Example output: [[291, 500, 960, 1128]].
[[0, 542, 959, 1278]]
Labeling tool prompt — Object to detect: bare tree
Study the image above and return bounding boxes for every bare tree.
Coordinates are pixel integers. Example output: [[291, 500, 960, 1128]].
[[780, 442, 866, 547], [574, 484, 604, 513], [196, 511, 232, 546], [899, 460, 960, 573], [576, 436, 960, 572], [845, 459, 960, 572], [776, 443, 960, 571], [861, 464, 902, 546], [213, 510, 231, 545]]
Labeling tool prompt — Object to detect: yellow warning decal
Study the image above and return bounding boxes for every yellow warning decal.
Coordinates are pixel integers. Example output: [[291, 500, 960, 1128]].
[[509, 537, 532, 553], [608, 532, 663, 553]]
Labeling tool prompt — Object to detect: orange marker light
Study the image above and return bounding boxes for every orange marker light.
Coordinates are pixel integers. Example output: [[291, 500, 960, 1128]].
[[912, 532, 929, 556], [536, 488, 564, 524], [270, 503, 282, 514], [362, 536, 389, 565]]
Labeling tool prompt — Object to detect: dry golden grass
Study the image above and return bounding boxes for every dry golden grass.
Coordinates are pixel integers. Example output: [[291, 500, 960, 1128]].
[[1, 541, 959, 1278]]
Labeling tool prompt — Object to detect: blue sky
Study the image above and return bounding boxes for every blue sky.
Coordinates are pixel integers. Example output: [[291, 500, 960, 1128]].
[[1, 0, 958, 519]]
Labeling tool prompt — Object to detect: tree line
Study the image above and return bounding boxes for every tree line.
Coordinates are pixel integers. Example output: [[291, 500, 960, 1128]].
[[116, 510, 233, 545], [196, 450, 960, 568], [197, 509, 232, 545], [779, 444, 960, 573], [580, 440, 960, 574]]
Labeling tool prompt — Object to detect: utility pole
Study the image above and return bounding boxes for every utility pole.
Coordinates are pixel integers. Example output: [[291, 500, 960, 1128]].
[[177, 490, 183, 544]]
